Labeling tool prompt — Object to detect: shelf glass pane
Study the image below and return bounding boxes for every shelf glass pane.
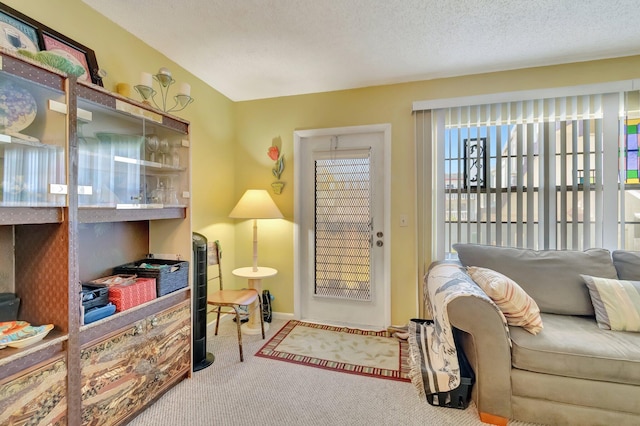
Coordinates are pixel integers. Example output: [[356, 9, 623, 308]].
[[0, 70, 67, 207], [77, 97, 189, 208]]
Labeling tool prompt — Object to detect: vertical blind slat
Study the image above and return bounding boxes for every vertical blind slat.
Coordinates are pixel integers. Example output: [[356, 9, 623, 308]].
[[595, 117, 603, 248], [572, 120, 579, 248], [456, 107, 463, 245], [465, 106, 471, 243], [526, 121, 535, 247], [583, 118, 591, 249], [507, 103, 513, 246], [445, 111, 452, 251], [516, 121, 524, 247], [618, 117, 626, 250], [560, 121, 568, 249], [495, 108, 503, 246], [484, 106, 491, 244]]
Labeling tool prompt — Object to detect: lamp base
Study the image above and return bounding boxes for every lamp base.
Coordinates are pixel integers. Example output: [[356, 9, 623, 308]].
[[242, 322, 269, 335]]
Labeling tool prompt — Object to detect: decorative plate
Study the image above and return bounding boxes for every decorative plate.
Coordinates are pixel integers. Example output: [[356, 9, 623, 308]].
[[0, 324, 53, 349], [0, 80, 37, 135], [0, 320, 29, 336]]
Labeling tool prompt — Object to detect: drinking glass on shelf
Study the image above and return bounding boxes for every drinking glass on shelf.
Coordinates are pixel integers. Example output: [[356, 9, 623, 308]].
[[146, 135, 159, 163], [170, 145, 180, 168], [159, 139, 170, 165]]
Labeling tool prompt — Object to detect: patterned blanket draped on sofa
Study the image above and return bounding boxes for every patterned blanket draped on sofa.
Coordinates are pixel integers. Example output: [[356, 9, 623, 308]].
[[408, 262, 509, 399]]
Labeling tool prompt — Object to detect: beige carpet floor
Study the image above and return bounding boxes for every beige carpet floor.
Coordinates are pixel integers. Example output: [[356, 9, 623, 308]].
[[127, 317, 539, 426]]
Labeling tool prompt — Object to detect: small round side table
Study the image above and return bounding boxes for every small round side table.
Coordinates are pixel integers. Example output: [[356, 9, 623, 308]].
[[232, 266, 277, 334]]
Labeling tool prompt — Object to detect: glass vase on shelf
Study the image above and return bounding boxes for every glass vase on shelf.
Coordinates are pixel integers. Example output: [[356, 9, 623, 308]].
[[166, 176, 179, 205], [150, 177, 165, 205]]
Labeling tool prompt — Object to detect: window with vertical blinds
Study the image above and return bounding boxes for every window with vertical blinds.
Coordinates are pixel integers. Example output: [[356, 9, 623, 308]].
[[416, 86, 640, 260]]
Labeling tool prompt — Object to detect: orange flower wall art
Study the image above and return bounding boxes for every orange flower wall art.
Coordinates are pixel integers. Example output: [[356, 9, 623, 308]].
[[268, 144, 285, 194]]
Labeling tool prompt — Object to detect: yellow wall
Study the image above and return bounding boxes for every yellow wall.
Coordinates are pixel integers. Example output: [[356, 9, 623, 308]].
[[234, 57, 640, 324], [8, 1, 640, 324]]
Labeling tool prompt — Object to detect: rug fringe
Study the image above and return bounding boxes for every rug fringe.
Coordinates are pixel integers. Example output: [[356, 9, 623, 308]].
[[407, 320, 426, 399]]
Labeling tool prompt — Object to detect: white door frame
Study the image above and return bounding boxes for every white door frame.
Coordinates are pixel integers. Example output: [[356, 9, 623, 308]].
[[293, 124, 391, 328]]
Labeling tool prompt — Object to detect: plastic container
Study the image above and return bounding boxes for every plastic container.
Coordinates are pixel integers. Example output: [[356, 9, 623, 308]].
[[81, 285, 109, 310]]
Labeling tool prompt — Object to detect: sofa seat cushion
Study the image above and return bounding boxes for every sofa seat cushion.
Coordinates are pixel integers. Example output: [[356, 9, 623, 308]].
[[510, 313, 640, 385]]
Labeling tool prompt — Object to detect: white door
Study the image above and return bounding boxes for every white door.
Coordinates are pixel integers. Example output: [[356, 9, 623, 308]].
[[294, 124, 390, 329]]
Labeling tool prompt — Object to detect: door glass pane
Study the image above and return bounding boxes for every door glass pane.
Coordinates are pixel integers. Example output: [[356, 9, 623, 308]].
[[314, 156, 371, 301]]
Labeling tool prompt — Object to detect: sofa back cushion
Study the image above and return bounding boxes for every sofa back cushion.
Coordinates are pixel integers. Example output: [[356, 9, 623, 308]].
[[612, 250, 640, 280], [453, 243, 617, 315]]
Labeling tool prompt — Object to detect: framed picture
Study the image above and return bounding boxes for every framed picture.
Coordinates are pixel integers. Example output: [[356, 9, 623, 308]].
[[0, 4, 41, 53], [0, 3, 103, 86], [464, 137, 487, 189], [40, 29, 101, 85]]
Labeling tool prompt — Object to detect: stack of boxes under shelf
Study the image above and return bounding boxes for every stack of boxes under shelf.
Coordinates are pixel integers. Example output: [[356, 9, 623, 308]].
[[80, 259, 189, 325]]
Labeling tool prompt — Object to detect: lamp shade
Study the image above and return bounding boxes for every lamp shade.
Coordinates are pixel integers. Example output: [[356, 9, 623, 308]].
[[229, 189, 283, 219]]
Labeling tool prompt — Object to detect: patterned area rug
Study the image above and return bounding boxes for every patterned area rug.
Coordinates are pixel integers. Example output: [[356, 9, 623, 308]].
[[256, 320, 410, 382]]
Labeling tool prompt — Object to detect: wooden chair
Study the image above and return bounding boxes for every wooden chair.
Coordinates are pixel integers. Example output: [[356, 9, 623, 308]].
[[207, 240, 265, 361]]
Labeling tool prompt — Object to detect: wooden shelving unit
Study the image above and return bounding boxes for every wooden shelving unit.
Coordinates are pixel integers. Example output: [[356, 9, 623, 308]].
[[0, 50, 192, 425]]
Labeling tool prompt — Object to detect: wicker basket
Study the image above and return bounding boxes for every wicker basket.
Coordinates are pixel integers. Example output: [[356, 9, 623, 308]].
[[113, 259, 189, 296]]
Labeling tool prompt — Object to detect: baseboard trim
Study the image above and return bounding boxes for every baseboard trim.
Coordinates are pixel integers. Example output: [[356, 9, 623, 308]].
[[272, 312, 294, 320]]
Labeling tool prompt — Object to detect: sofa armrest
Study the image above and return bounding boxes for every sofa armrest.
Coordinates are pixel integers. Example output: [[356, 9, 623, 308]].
[[448, 295, 512, 421]]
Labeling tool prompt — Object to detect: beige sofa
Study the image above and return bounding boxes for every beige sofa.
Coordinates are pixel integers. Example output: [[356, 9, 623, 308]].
[[426, 244, 640, 425]]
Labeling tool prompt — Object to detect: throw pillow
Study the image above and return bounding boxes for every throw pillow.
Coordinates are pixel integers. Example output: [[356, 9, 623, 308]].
[[581, 275, 640, 332], [467, 266, 544, 335]]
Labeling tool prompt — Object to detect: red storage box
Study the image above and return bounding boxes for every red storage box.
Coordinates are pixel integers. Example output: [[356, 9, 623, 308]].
[[108, 277, 157, 312]]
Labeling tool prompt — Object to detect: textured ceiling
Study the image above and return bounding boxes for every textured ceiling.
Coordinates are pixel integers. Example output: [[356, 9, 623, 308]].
[[82, 0, 640, 101]]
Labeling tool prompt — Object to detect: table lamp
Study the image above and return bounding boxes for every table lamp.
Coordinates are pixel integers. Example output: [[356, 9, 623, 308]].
[[229, 189, 284, 271]]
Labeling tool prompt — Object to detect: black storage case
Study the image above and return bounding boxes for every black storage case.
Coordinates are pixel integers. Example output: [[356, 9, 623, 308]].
[[412, 318, 475, 410], [114, 258, 189, 296], [81, 285, 109, 310], [0, 293, 20, 321]]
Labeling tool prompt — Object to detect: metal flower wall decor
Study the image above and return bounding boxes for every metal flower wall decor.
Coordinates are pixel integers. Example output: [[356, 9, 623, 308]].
[[268, 140, 285, 194]]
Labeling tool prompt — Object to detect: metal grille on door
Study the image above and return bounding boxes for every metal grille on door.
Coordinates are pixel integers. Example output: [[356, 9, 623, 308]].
[[314, 156, 371, 301]]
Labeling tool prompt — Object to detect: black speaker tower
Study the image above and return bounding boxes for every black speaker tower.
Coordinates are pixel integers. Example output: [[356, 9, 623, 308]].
[[192, 232, 214, 371]]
